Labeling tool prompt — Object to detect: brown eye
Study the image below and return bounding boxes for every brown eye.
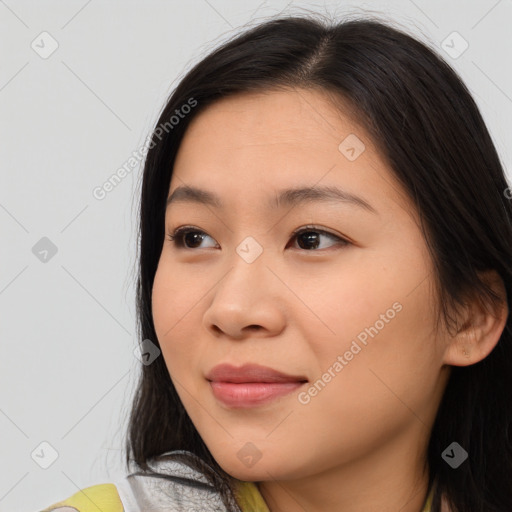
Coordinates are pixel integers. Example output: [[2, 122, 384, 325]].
[[167, 227, 218, 249], [289, 227, 349, 251]]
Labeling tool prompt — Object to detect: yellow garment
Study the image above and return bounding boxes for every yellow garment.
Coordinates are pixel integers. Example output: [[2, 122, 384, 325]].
[[40, 482, 267, 512], [39, 483, 123, 511], [40, 478, 434, 511], [234, 480, 271, 511], [234, 480, 434, 511], [422, 486, 434, 512]]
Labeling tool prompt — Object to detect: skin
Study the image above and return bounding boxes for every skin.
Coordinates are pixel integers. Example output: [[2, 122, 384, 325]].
[[151, 88, 508, 512]]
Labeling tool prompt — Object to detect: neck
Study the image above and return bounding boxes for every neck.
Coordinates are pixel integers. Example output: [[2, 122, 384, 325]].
[[257, 422, 431, 512]]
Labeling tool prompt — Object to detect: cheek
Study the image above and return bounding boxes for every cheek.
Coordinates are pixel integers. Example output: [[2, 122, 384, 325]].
[[152, 253, 198, 334], [151, 263, 173, 345], [304, 247, 440, 405], [307, 283, 440, 438], [151, 265, 206, 417], [289, 290, 439, 468], [151, 259, 198, 373]]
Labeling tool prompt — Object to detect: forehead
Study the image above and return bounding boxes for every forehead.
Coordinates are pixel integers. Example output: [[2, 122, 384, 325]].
[[174, 88, 368, 178], [180, 88, 364, 149], [171, 88, 416, 221]]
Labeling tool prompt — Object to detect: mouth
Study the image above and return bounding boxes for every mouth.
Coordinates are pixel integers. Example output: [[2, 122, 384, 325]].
[[206, 363, 308, 408], [205, 362, 308, 383], [208, 381, 307, 408]]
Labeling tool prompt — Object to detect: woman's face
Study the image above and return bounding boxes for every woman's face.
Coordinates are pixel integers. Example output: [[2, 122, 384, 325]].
[[151, 88, 451, 483]]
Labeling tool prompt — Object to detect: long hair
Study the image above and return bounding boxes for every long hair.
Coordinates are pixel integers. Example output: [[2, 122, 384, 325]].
[[125, 13, 512, 512]]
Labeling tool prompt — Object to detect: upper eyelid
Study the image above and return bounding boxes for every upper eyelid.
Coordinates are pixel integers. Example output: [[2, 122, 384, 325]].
[[168, 225, 342, 238]]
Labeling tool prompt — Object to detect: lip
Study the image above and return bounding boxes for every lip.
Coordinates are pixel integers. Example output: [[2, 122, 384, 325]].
[[206, 363, 307, 383], [206, 363, 308, 408]]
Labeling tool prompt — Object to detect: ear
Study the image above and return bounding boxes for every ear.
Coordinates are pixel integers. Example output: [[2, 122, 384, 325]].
[[443, 269, 509, 367]]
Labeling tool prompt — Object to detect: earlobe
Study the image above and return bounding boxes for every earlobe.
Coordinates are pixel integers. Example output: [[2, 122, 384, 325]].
[[443, 328, 480, 367], [442, 270, 509, 367]]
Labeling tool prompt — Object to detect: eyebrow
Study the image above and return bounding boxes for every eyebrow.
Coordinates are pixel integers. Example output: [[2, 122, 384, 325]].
[[166, 184, 377, 214]]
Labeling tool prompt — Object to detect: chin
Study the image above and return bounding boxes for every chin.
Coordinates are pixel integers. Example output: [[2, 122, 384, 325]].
[[212, 449, 295, 482], [227, 464, 296, 483]]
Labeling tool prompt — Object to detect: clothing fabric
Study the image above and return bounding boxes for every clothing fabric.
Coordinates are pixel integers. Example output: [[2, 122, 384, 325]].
[[38, 450, 433, 511]]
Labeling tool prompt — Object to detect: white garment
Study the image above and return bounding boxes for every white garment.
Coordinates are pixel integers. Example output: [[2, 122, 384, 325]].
[[111, 450, 238, 512]]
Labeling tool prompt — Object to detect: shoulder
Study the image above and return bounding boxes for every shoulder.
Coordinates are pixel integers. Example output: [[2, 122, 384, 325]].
[[39, 482, 123, 512]]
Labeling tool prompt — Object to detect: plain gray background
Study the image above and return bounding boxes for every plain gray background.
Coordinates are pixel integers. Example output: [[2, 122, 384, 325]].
[[1, 0, 511, 510]]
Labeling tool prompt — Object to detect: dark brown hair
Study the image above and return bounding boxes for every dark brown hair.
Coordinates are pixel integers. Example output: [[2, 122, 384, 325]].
[[125, 13, 512, 511]]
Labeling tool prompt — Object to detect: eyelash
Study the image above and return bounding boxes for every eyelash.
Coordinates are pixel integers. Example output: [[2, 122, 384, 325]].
[[166, 225, 350, 251]]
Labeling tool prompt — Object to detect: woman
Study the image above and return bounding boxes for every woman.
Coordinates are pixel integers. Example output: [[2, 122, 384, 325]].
[[39, 12, 512, 512]]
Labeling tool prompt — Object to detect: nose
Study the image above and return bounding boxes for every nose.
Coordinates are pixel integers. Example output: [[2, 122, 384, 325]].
[[202, 249, 286, 340]]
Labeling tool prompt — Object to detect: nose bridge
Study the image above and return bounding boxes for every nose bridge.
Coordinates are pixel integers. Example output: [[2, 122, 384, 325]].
[[234, 234, 266, 266], [220, 234, 270, 298], [203, 236, 285, 337]]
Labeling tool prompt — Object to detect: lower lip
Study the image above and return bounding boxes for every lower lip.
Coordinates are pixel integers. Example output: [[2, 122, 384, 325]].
[[209, 381, 305, 408]]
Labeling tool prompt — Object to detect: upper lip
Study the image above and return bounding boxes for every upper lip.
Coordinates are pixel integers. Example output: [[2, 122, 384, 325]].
[[206, 363, 308, 383]]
